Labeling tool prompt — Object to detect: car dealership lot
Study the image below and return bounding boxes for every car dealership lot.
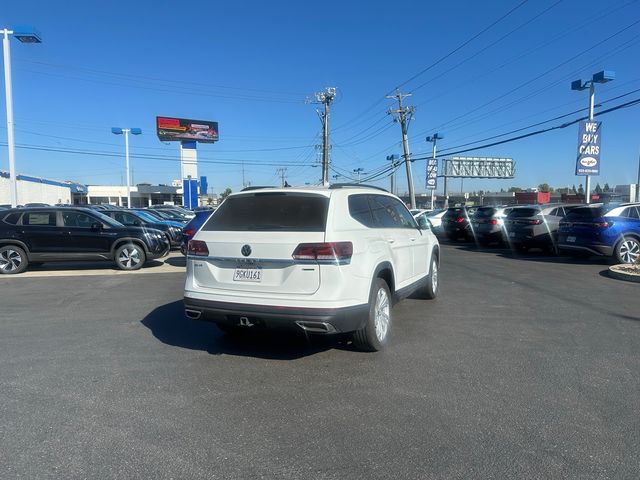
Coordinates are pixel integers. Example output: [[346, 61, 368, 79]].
[[1, 244, 638, 479]]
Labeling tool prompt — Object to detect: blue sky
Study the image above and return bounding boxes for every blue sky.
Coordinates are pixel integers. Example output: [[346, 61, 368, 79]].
[[1, 0, 639, 195]]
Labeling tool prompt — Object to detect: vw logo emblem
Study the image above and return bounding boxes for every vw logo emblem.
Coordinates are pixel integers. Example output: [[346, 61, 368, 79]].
[[241, 244, 252, 257]]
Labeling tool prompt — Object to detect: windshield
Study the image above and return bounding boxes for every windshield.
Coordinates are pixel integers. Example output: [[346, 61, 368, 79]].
[[134, 211, 161, 223], [203, 193, 329, 231]]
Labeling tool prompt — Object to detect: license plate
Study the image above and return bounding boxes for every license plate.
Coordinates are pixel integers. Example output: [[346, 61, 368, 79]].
[[567, 236, 576, 243], [233, 267, 262, 282]]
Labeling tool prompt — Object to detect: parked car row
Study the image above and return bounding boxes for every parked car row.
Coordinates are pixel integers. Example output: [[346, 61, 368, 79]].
[[429, 202, 640, 264]]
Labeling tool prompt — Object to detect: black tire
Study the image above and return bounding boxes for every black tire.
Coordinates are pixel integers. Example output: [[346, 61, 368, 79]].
[[614, 237, 640, 264], [352, 278, 392, 352], [418, 254, 439, 300], [0, 245, 29, 274], [114, 243, 146, 271]]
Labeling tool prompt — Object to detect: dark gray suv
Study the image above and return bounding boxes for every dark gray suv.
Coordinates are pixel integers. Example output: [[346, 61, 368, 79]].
[[0, 207, 170, 274]]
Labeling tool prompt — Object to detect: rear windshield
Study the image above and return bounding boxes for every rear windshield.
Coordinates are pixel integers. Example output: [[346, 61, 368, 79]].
[[443, 208, 465, 218], [203, 192, 329, 232], [474, 207, 496, 217], [564, 206, 607, 221], [508, 208, 540, 218]]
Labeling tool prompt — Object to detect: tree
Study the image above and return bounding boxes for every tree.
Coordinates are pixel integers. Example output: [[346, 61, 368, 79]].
[[594, 183, 603, 194], [604, 182, 611, 192], [508, 186, 522, 193], [220, 187, 232, 201], [537, 183, 554, 193], [578, 183, 584, 195], [500, 188, 506, 193], [572, 184, 577, 194]]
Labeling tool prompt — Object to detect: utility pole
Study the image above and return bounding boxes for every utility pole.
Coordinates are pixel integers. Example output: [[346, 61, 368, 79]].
[[353, 167, 364, 184], [426, 133, 443, 209], [386, 154, 400, 195], [387, 90, 416, 208], [311, 87, 336, 186], [276, 167, 287, 188]]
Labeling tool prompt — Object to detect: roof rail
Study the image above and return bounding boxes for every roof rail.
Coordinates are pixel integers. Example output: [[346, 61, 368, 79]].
[[240, 186, 277, 192], [328, 183, 389, 192]]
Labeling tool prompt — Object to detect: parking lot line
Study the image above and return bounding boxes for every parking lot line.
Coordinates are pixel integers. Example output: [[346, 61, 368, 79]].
[[1, 253, 186, 278]]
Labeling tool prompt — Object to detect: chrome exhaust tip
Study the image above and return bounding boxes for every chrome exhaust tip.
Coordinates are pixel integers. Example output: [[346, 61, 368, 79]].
[[296, 321, 337, 334], [185, 309, 202, 320]]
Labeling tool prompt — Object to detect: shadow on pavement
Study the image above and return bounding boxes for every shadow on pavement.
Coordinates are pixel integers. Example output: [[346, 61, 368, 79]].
[[141, 300, 351, 360], [27, 259, 165, 272], [165, 256, 186, 267]]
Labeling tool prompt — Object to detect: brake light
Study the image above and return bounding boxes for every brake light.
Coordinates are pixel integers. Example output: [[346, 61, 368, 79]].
[[292, 242, 353, 262], [490, 218, 498, 225], [184, 228, 196, 236], [187, 240, 209, 256], [529, 219, 542, 225], [593, 221, 612, 228], [455, 217, 465, 223]]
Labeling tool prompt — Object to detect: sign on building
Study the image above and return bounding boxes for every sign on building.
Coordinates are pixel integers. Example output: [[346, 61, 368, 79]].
[[575, 120, 601, 176], [426, 158, 438, 189]]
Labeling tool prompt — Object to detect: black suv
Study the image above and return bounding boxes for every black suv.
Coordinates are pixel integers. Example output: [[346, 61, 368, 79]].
[[0, 207, 170, 274], [441, 206, 477, 241], [99, 209, 183, 248]]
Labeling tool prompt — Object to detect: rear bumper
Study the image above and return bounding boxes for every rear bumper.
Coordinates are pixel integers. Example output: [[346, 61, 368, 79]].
[[183, 297, 369, 334]]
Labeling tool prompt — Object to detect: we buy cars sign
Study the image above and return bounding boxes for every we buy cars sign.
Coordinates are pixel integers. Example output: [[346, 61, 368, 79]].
[[575, 120, 601, 176]]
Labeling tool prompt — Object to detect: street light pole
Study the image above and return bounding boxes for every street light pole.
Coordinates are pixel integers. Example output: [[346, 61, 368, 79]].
[[426, 133, 443, 209], [1, 26, 41, 207], [2, 29, 16, 207], [112, 127, 141, 208]]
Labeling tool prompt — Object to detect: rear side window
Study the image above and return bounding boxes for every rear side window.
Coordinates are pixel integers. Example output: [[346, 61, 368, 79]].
[[62, 211, 99, 228], [203, 193, 329, 232], [369, 195, 416, 229], [349, 194, 376, 228], [2, 212, 22, 225], [622, 206, 640, 219], [23, 212, 56, 226]]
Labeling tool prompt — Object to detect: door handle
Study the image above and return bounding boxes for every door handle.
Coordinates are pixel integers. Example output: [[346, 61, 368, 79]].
[[409, 237, 416, 241]]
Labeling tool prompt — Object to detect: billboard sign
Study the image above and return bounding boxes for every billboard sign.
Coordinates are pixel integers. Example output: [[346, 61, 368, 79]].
[[156, 116, 219, 143], [575, 120, 601, 176], [426, 158, 438, 189]]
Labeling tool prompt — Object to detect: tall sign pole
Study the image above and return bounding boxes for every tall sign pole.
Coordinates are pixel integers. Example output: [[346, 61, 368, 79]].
[[426, 134, 443, 209], [387, 91, 416, 208]]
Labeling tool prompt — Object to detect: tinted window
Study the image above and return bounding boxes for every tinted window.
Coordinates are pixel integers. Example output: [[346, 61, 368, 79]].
[[443, 208, 465, 219], [474, 207, 496, 218], [203, 193, 329, 232], [548, 208, 559, 216], [62, 211, 98, 228], [113, 212, 139, 226], [622, 206, 640, 219], [2, 212, 22, 225], [508, 208, 540, 218], [349, 194, 375, 227], [369, 195, 415, 229], [23, 212, 56, 226], [565, 206, 607, 221]]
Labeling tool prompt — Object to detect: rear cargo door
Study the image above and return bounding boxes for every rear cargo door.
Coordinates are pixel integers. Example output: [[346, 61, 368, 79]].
[[191, 191, 329, 295]]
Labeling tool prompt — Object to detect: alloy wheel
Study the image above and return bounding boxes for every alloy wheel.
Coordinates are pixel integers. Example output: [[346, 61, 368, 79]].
[[431, 260, 438, 292], [374, 287, 390, 342], [118, 247, 142, 268], [619, 239, 640, 264], [0, 249, 22, 273]]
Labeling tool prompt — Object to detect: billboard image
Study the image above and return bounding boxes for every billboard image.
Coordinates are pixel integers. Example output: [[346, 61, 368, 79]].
[[156, 116, 219, 143]]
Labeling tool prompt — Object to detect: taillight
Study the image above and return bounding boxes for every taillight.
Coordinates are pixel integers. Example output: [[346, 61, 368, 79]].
[[187, 240, 209, 256], [529, 219, 542, 225], [184, 228, 195, 236], [455, 217, 465, 223], [593, 221, 612, 228], [490, 218, 498, 225], [292, 242, 353, 263]]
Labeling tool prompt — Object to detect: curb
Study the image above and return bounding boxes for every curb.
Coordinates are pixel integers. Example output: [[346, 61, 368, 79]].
[[608, 265, 640, 283]]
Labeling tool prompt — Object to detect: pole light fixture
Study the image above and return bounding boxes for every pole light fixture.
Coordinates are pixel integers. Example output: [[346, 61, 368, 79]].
[[570, 69, 615, 204], [2, 25, 41, 207], [111, 127, 142, 208]]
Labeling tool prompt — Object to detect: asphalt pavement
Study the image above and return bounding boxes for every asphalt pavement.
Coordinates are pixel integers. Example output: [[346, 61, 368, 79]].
[[1, 244, 638, 479]]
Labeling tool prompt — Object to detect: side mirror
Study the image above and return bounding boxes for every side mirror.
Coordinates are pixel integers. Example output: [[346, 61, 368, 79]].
[[417, 215, 430, 230], [90, 222, 103, 230]]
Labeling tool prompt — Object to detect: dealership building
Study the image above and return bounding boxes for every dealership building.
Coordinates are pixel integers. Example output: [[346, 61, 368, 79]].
[[0, 171, 78, 206], [81, 184, 183, 207]]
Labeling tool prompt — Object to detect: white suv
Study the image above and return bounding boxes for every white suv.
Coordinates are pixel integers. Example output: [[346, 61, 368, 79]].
[[183, 185, 440, 351]]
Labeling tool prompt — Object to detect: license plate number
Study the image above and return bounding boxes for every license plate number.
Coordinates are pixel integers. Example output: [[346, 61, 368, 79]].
[[567, 236, 576, 243], [233, 267, 262, 282]]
